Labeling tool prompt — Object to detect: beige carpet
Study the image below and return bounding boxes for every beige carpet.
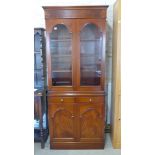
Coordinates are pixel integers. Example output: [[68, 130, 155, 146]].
[[34, 133, 121, 155]]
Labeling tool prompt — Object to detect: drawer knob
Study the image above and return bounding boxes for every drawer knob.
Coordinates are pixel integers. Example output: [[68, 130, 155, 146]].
[[60, 98, 64, 102], [89, 98, 92, 102]]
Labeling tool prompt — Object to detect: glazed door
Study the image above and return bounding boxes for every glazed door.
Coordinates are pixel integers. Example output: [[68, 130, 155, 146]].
[[76, 19, 106, 91], [46, 19, 76, 90]]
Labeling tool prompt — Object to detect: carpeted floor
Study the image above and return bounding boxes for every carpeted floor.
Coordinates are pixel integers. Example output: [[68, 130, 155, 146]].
[[34, 133, 121, 155]]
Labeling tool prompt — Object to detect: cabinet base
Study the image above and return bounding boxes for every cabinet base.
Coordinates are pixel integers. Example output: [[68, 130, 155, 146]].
[[50, 142, 105, 149]]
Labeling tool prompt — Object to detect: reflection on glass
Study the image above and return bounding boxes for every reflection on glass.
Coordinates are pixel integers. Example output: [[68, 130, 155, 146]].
[[50, 24, 72, 86], [34, 33, 40, 52], [80, 24, 102, 86], [34, 32, 43, 88]]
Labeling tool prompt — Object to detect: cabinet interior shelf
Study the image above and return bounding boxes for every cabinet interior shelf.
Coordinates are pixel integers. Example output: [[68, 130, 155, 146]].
[[51, 39, 100, 42], [80, 39, 101, 41], [81, 53, 100, 56], [50, 46, 71, 48], [52, 70, 71, 72], [51, 39, 71, 42], [81, 61, 101, 64], [81, 70, 100, 72], [52, 55, 71, 57]]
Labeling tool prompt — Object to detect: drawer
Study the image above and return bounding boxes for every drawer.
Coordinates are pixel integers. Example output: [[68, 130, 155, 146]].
[[76, 96, 104, 103], [48, 97, 75, 103]]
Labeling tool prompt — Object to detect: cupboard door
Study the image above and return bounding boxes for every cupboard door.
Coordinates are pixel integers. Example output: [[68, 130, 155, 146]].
[[48, 97, 76, 142], [78, 98, 105, 142]]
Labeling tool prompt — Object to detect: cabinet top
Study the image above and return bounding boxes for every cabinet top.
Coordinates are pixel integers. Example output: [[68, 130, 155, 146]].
[[43, 6, 109, 19], [42, 5, 109, 9]]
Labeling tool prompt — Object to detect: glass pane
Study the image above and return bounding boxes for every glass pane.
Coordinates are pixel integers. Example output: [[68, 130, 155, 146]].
[[50, 24, 72, 86], [34, 70, 43, 88], [34, 33, 40, 52], [80, 24, 102, 86], [34, 53, 41, 70]]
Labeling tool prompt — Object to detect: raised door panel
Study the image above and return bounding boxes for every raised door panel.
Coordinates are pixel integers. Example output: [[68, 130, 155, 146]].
[[76, 19, 106, 91], [48, 98, 76, 142], [77, 99, 105, 142], [46, 19, 76, 91]]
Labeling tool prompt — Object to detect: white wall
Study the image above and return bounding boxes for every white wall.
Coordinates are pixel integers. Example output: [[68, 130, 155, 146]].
[[34, 0, 116, 27], [34, 0, 116, 124]]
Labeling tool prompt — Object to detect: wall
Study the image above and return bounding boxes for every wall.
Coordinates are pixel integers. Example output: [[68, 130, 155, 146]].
[[34, 0, 116, 124], [106, 5, 113, 124], [34, 0, 116, 28]]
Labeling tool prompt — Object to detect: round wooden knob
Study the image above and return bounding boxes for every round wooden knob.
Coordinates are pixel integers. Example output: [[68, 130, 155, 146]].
[[60, 98, 64, 102], [89, 98, 92, 102]]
